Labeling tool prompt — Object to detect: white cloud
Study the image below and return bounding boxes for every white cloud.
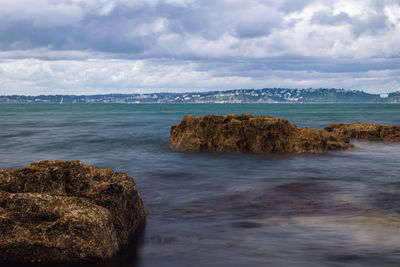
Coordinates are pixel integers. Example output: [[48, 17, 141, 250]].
[[99, 2, 116, 16], [333, 0, 375, 18], [384, 4, 400, 24], [0, 0, 85, 27], [0, 58, 399, 95]]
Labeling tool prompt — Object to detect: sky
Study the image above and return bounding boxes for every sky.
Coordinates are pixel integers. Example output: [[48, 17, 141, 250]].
[[0, 0, 400, 95]]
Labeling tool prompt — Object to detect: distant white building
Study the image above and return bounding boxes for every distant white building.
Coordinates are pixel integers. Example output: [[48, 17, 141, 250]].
[[380, 93, 389, 98]]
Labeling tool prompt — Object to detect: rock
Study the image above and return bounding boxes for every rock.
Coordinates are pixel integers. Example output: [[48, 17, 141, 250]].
[[170, 114, 353, 153], [0, 160, 146, 263], [325, 123, 400, 142]]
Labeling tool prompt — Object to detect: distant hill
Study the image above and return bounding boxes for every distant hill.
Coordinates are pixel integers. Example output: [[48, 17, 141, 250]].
[[1, 88, 399, 104]]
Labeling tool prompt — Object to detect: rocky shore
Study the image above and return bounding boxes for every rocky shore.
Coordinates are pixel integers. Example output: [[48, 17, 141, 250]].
[[325, 123, 400, 142], [171, 114, 400, 153], [170, 114, 353, 153], [0, 160, 146, 263]]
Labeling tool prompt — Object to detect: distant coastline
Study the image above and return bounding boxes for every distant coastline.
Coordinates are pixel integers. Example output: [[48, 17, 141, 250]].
[[1, 88, 399, 104]]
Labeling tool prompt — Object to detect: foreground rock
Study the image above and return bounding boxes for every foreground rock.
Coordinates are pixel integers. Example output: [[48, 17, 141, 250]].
[[0, 160, 146, 263], [325, 123, 400, 142], [170, 114, 353, 153]]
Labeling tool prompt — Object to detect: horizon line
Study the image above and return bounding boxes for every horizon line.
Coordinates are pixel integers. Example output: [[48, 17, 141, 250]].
[[1, 87, 397, 97]]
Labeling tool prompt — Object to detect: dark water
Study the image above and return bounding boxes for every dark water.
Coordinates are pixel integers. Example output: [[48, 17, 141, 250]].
[[1, 104, 400, 267]]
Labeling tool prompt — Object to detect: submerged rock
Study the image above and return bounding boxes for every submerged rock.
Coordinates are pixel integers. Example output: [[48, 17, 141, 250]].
[[325, 123, 400, 142], [0, 160, 146, 263], [170, 114, 353, 153]]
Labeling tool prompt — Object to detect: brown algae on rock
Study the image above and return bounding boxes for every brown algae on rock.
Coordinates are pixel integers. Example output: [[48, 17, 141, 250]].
[[325, 123, 400, 142], [0, 160, 146, 263], [170, 114, 353, 153]]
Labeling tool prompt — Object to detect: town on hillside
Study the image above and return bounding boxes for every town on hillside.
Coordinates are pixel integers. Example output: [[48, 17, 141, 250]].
[[1, 88, 399, 104]]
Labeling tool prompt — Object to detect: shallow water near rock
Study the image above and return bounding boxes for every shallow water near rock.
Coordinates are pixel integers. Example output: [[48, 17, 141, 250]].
[[1, 103, 400, 266]]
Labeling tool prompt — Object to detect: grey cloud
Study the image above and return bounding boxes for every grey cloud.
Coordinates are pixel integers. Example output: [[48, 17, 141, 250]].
[[0, 22, 76, 51], [194, 57, 400, 81], [0, 1, 285, 54], [276, 0, 312, 12], [234, 7, 282, 38], [0, 0, 396, 59], [351, 14, 388, 36], [311, 10, 388, 37], [0, 0, 399, 95], [311, 11, 350, 26]]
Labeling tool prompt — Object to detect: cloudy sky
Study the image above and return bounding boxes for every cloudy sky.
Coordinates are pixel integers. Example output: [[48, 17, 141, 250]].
[[0, 0, 400, 95]]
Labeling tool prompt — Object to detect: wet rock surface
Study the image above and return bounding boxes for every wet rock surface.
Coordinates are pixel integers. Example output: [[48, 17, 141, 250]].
[[170, 114, 353, 153], [325, 123, 400, 142], [0, 160, 146, 263]]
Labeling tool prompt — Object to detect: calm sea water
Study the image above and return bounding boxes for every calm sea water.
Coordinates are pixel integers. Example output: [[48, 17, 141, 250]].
[[1, 104, 400, 267]]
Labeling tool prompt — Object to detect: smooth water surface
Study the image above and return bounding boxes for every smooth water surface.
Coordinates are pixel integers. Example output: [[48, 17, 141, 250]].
[[1, 104, 400, 267]]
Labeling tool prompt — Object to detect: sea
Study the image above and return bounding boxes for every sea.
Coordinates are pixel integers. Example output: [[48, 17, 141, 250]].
[[1, 103, 400, 267]]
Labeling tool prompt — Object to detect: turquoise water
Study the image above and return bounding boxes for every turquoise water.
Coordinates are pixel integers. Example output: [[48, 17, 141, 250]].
[[1, 104, 400, 266]]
